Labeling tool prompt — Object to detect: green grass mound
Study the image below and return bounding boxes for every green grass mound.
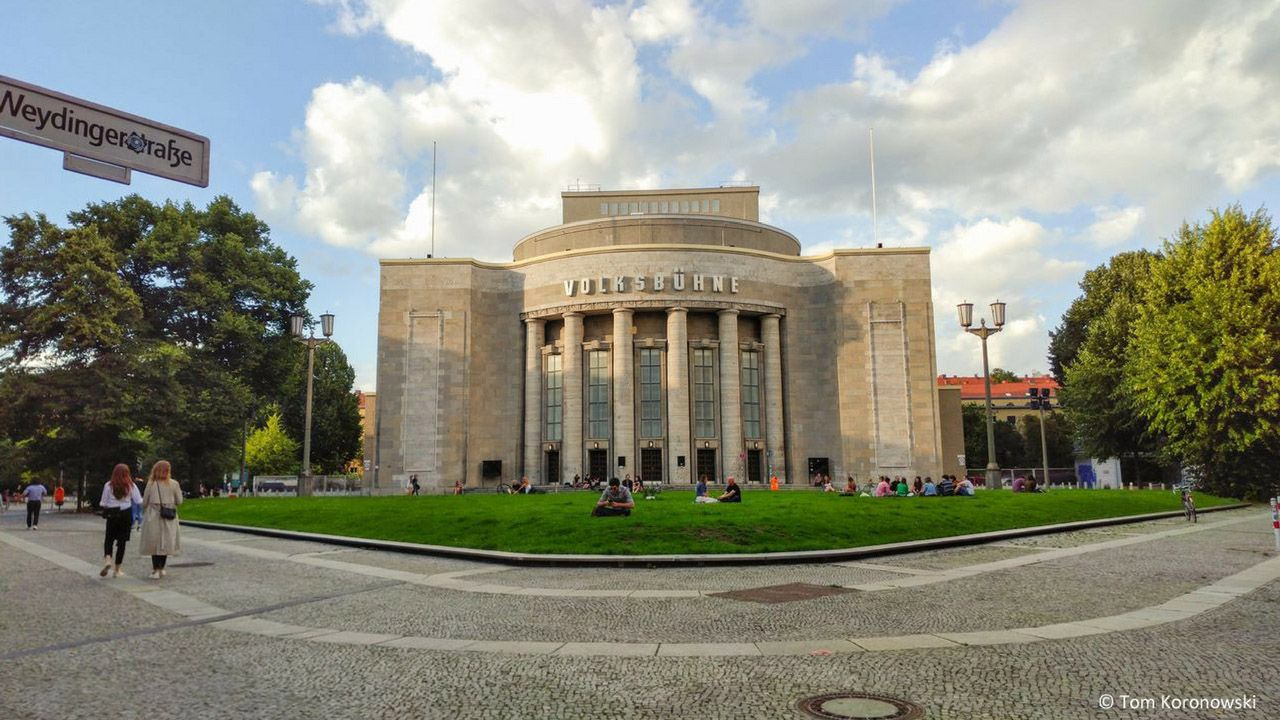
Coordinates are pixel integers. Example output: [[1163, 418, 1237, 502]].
[[179, 489, 1236, 556]]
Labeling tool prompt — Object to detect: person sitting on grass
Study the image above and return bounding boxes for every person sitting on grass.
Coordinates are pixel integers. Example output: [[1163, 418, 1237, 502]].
[[896, 478, 910, 496], [843, 476, 857, 494], [1012, 476, 1026, 493], [955, 476, 976, 496], [718, 476, 742, 503], [913, 476, 924, 495], [874, 477, 891, 497], [937, 475, 955, 496], [453, 480, 464, 496], [694, 475, 717, 504], [592, 477, 634, 516], [922, 477, 937, 496], [822, 477, 837, 493]]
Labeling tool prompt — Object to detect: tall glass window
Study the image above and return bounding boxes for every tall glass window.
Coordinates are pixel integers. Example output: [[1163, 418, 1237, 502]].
[[545, 354, 562, 441], [741, 351, 761, 439], [693, 348, 716, 438], [588, 350, 610, 438], [638, 348, 663, 438]]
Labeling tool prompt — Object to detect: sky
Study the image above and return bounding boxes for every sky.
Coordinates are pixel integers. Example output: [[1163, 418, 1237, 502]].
[[2, 0, 1278, 392]]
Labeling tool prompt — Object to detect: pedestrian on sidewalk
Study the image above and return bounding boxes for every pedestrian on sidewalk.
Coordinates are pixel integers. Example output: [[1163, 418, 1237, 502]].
[[131, 476, 145, 531], [140, 460, 183, 579], [99, 464, 143, 578], [22, 481, 48, 529]]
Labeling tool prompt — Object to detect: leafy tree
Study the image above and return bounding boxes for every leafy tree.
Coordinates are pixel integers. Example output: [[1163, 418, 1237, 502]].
[[1057, 252, 1163, 469], [280, 342, 362, 475], [1017, 412, 1075, 468], [245, 411, 300, 476], [1048, 250, 1160, 383], [0, 196, 310, 491], [961, 404, 1025, 470], [1126, 206, 1280, 499], [989, 367, 1019, 383]]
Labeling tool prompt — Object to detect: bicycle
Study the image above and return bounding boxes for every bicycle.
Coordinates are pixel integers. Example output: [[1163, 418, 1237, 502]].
[[1176, 484, 1197, 523]]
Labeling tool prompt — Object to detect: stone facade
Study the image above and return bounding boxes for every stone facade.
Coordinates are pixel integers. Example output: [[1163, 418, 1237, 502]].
[[376, 187, 945, 491]]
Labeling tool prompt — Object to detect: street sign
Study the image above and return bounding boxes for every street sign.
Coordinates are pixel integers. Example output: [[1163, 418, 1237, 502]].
[[0, 75, 209, 187]]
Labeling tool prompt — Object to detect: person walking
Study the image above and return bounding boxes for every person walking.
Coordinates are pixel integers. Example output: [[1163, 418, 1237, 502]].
[[140, 460, 183, 579], [99, 464, 143, 578], [22, 481, 48, 529]]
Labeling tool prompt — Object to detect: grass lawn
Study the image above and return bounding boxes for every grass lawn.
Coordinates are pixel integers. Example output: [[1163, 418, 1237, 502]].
[[178, 489, 1239, 556]]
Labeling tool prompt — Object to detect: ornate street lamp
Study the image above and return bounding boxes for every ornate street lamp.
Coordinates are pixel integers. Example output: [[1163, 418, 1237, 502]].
[[291, 312, 335, 496], [958, 300, 1006, 489]]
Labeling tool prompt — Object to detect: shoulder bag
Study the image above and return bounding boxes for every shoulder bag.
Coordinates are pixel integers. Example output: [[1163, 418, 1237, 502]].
[[158, 483, 177, 520]]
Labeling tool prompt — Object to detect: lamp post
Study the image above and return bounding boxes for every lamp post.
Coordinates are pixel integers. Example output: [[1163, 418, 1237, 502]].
[[1028, 387, 1051, 488], [957, 300, 1006, 490], [291, 312, 334, 496]]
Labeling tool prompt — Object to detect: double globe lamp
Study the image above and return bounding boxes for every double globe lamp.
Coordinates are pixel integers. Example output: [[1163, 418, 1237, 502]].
[[957, 300, 1006, 490]]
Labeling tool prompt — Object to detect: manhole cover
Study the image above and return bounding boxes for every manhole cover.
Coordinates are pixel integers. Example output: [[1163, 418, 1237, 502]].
[[166, 562, 214, 568], [708, 582, 853, 604], [797, 692, 924, 720]]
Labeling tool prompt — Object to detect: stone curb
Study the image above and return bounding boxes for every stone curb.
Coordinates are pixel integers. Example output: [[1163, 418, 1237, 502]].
[[179, 503, 1250, 568]]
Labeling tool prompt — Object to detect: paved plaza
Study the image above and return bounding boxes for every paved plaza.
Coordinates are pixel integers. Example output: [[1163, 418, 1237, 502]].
[[1, 504, 1276, 719]]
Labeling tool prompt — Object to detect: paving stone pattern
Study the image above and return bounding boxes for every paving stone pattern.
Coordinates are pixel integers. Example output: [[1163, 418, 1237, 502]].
[[1, 506, 1276, 719]]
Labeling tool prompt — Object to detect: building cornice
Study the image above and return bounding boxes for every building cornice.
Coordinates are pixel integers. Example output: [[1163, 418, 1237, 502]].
[[381, 243, 931, 270]]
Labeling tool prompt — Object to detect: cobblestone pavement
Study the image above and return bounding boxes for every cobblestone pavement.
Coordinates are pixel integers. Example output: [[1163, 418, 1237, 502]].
[[1, 505, 1276, 719]]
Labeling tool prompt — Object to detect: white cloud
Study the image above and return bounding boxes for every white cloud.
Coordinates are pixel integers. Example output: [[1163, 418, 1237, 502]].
[[259, 0, 1280, 381], [1083, 206, 1145, 247], [930, 217, 1084, 376], [628, 0, 697, 43], [743, 0, 900, 39], [754, 0, 1280, 230]]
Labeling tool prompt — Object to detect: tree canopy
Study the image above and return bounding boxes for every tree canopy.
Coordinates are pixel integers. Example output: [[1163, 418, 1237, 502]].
[[1126, 207, 1280, 497], [279, 341, 362, 476], [0, 195, 311, 489], [988, 367, 1020, 383], [1054, 207, 1279, 499], [1056, 251, 1162, 463], [245, 411, 300, 476]]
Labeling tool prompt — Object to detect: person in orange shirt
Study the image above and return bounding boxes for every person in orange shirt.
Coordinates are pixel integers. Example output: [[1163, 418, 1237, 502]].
[[53, 485, 65, 511]]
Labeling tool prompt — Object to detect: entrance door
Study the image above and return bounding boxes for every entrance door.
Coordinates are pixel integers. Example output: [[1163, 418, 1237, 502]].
[[640, 448, 663, 484], [587, 449, 608, 483], [696, 448, 716, 483], [746, 449, 763, 484], [807, 457, 830, 484], [546, 450, 560, 486]]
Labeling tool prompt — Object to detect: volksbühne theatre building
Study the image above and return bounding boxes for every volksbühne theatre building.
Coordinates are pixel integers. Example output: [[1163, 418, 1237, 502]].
[[375, 186, 947, 491]]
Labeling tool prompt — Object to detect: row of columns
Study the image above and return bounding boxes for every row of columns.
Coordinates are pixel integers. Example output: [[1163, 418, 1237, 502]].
[[522, 307, 786, 484]]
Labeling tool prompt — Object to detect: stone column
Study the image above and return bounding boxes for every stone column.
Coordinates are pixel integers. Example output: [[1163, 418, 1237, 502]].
[[522, 318, 545, 484], [718, 309, 743, 482], [612, 308, 634, 478], [761, 314, 787, 483], [666, 307, 691, 484], [562, 312, 584, 485]]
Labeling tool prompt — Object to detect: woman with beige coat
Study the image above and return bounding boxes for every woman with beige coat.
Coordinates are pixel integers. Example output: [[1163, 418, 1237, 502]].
[[140, 460, 183, 579]]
